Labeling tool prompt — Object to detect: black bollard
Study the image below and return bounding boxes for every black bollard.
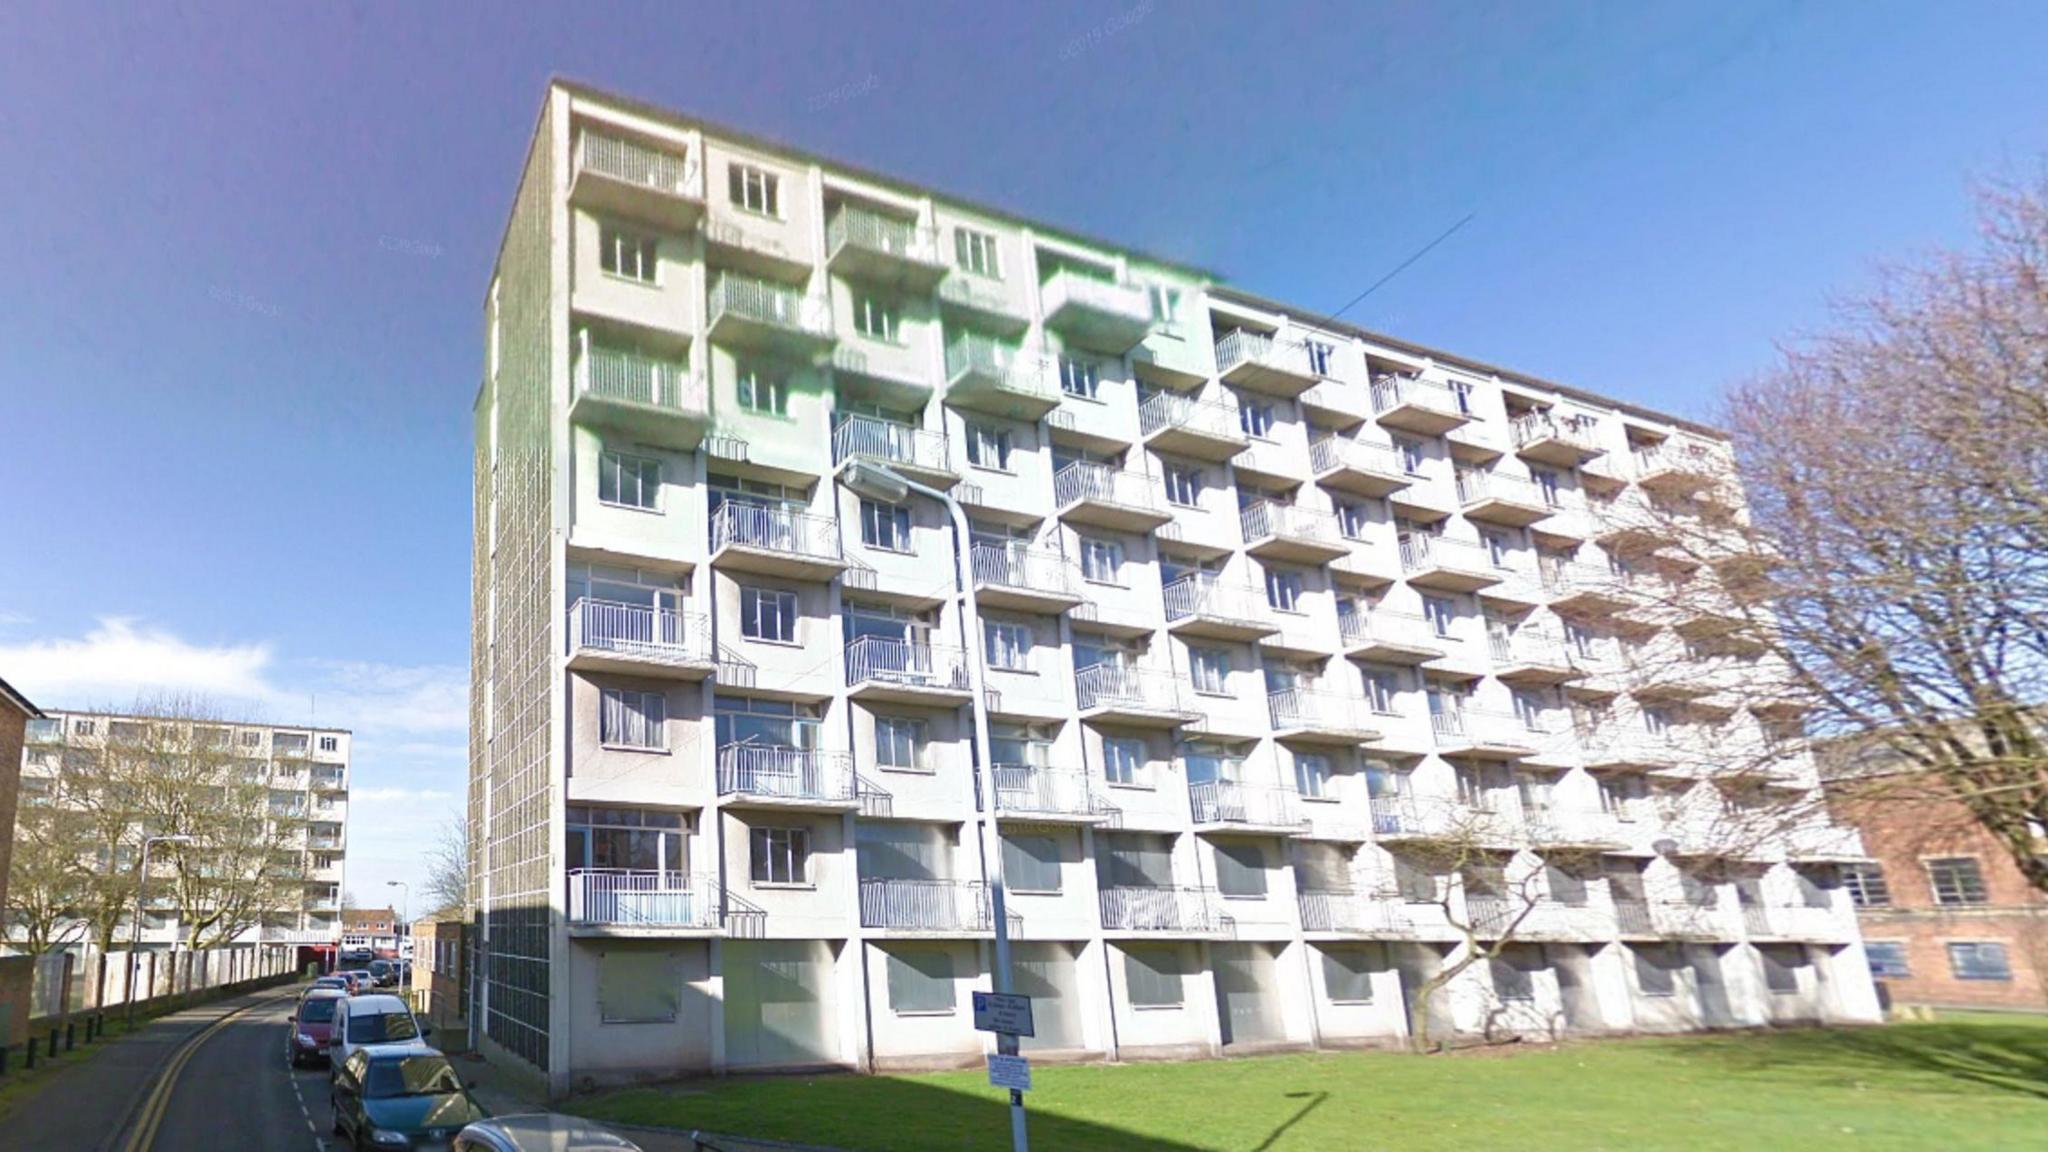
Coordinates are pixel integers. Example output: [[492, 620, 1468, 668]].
[[49, 1028, 60, 1058], [65, 1022, 75, 1051], [0, 1042, 9, 1075], [25, 1037, 36, 1069]]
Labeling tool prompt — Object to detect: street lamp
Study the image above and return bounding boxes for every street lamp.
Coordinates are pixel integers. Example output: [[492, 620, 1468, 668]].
[[127, 834, 194, 1025], [839, 458, 1028, 1152], [387, 881, 410, 960]]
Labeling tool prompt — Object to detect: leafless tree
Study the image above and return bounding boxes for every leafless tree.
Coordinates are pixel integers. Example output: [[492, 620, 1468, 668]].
[[3, 802, 96, 954], [421, 810, 469, 916]]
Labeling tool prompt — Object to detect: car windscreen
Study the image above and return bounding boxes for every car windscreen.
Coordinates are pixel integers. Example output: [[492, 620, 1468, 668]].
[[298, 999, 338, 1023], [363, 1056, 463, 1100], [346, 1010, 421, 1044]]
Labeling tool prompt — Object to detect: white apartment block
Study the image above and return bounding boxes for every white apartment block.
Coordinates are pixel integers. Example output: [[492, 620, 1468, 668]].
[[17, 710, 350, 946], [470, 81, 1880, 1092]]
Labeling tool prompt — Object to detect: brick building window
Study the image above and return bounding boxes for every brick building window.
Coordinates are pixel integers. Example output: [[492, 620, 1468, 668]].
[[1864, 941, 1910, 978], [1840, 863, 1891, 908], [1926, 857, 1989, 906], [1946, 941, 2012, 981]]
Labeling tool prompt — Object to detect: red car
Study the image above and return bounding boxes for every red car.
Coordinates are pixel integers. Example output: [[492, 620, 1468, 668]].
[[288, 989, 348, 1067]]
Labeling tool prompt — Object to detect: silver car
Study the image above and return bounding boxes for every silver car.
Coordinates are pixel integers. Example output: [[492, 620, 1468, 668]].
[[453, 1114, 642, 1151]]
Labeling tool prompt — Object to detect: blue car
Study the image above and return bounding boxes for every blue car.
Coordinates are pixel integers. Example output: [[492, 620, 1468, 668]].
[[331, 1044, 487, 1150]]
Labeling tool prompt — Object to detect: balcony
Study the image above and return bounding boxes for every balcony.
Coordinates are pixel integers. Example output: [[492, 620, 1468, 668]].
[[1309, 437, 1410, 497], [1298, 889, 1409, 936], [716, 745, 859, 811], [1338, 606, 1448, 663], [1740, 903, 1854, 943], [1632, 441, 1725, 496], [1367, 796, 1521, 845], [1511, 412, 1605, 467], [1429, 708, 1556, 760], [938, 275, 1030, 335], [706, 274, 834, 354], [1240, 500, 1347, 564], [1522, 806, 1629, 850], [1398, 535, 1502, 592], [844, 638, 972, 704], [1074, 665, 1201, 728], [569, 129, 703, 229], [1540, 562, 1635, 614], [825, 203, 948, 289], [1214, 329, 1317, 396], [709, 503, 848, 579], [1370, 374, 1470, 436], [1779, 822, 1867, 863], [1267, 688, 1381, 744], [1455, 470, 1553, 528], [567, 599, 716, 680], [568, 870, 722, 933], [310, 770, 347, 793], [992, 766, 1113, 824], [1163, 574, 1279, 642], [1189, 780, 1308, 834], [832, 415, 955, 488], [1487, 628, 1582, 686], [859, 878, 994, 935], [964, 545, 1080, 614], [1098, 886, 1233, 936], [1054, 462, 1171, 533], [1626, 899, 1738, 941], [944, 332, 1060, 420], [570, 338, 709, 449], [1138, 391, 1248, 461], [1577, 729, 1682, 773], [1039, 268, 1154, 353]]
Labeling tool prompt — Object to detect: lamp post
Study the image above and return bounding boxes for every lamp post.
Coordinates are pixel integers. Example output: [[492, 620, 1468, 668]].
[[839, 458, 1027, 1152], [387, 881, 410, 963], [127, 834, 194, 1025]]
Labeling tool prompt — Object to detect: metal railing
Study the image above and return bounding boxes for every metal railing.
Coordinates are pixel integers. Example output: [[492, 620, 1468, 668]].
[[709, 274, 832, 337], [992, 766, 1099, 818], [1268, 687, 1372, 733], [858, 877, 991, 932], [1613, 899, 1655, 935], [716, 745, 857, 803], [1138, 390, 1242, 440], [1455, 469, 1547, 508], [1309, 436, 1404, 478], [970, 544, 1076, 597], [577, 130, 696, 195], [844, 637, 970, 692], [568, 599, 712, 665], [575, 339, 702, 412], [1512, 412, 1602, 454], [1398, 534, 1493, 575], [1463, 893, 1518, 935], [1430, 707, 1561, 748], [1487, 627, 1572, 670], [1054, 461, 1161, 512], [1339, 605, 1444, 652], [1162, 573, 1266, 624], [1297, 889, 1408, 934], [944, 332, 1057, 400], [569, 870, 721, 928], [711, 503, 844, 561], [1633, 440, 1721, 479], [1189, 780, 1304, 829], [1040, 267, 1152, 322], [1369, 373, 1456, 415], [1214, 328, 1310, 376], [1074, 664, 1189, 713], [1240, 499, 1340, 546], [832, 415, 949, 474], [1099, 885, 1230, 933], [1523, 806, 1624, 847], [826, 204, 939, 265]]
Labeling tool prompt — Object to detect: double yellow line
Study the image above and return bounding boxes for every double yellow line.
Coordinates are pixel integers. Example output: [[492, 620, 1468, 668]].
[[120, 994, 281, 1152]]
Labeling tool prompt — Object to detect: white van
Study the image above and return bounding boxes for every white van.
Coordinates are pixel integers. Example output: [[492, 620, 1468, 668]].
[[327, 993, 431, 1078]]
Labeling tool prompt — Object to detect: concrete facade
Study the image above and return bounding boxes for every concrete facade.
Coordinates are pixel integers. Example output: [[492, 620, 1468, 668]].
[[469, 81, 1880, 1094]]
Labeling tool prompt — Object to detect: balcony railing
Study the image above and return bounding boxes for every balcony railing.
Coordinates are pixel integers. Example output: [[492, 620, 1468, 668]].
[[577, 130, 696, 195], [1298, 889, 1408, 934], [827, 204, 940, 265], [1099, 885, 1230, 933], [944, 332, 1058, 401], [1455, 469, 1547, 509], [1338, 606, 1444, 653], [717, 745, 857, 803], [1163, 573, 1266, 624], [1214, 329, 1311, 378], [1511, 412, 1602, 454], [992, 766, 1100, 818], [832, 415, 949, 475], [1488, 628, 1573, 670], [575, 340, 701, 411], [1053, 461, 1161, 513], [970, 544, 1076, 598], [1138, 390, 1242, 441], [1074, 664, 1190, 714], [711, 503, 844, 562], [1463, 893, 1519, 936], [859, 877, 991, 932], [1430, 707, 1561, 750], [1633, 440, 1722, 480], [1523, 806, 1625, 847], [1398, 534, 1493, 576], [1309, 436, 1404, 479], [1268, 687, 1374, 735], [1039, 268, 1152, 325], [569, 870, 721, 929], [1370, 373, 1456, 416], [844, 637, 971, 692], [1189, 780, 1305, 829], [568, 599, 712, 666], [709, 274, 833, 338], [1240, 500, 1341, 546]]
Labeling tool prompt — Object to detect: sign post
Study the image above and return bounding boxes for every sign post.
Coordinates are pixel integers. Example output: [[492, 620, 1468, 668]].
[[973, 989, 1033, 1147]]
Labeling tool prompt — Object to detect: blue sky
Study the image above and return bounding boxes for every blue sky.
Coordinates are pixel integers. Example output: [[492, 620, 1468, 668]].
[[2, 1, 2044, 905]]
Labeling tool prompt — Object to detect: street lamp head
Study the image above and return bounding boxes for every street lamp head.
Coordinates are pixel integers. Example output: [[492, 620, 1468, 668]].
[[839, 459, 910, 505], [155, 834, 196, 846]]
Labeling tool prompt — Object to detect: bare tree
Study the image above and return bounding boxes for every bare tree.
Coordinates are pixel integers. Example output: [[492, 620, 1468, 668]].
[[3, 802, 96, 954], [421, 810, 469, 916]]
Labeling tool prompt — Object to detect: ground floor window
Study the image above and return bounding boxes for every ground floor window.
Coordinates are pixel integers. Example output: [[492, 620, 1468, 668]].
[[1947, 941, 2012, 981], [597, 950, 679, 1024]]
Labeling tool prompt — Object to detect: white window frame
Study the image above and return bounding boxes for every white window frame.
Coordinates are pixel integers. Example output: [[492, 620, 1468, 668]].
[[1058, 355, 1100, 399], [599, 688, 667, 750], [598, 449, 662, 511], [873, 716, 929, 772], [737, 366, 787, 415], [1294, 752, 1332, 799], [954, 228, 1001, 278], [965, 423, 1011, 471], [855, 293, 901, 343], [1103, 736, 1148, 787], [1163, 462, 1202, 507], [739, 586, 798, 644], [1079, 537, 1124, 585], [749, 826, 811, 887], [730, 163, 781, 217], [599, 224, 658, 284], [984, 620, 1033, 672], [860, 499, 912, 553], [1190, 647, 1230, 695], [1265, 568, 1304, 613]]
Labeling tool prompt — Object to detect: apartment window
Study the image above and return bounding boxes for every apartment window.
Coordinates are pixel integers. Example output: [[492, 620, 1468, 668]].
[[1633, 946, 1679, 997], [1864, 941, 1910, 978], [1079, 537, 1123, 584], [739, 586, 798, 643], [1214, 842, 1268, 898], [1238, 399, 1275, 439], [886, 949, 955, 1014], [1306, 340, 1334, 376], [1448, 380, 1475, 415], [1927, 857, 1989, 906], [599, 224, 658, 283], [1948, 941, 2012, 981], [1294, 753, 1332, 799], [1546, 862, 1589, 906], [729, 163, 780, 216], [1422, 595, 1457, 638], [1760, 948, 1802, 994], [965, 423, 1011, 470], [1058, 355, 1100, 399], [1641, 706, 1672, 736], [1003, 836, 1062, 894], [1103, 737, 1147, 787], [1164, 462, 1203, 507], [860, 499, 912, 552], [1489, 954, 1536, 1002], [855, 294, 901, 343], [1190, 648, 1230, 695], [737, 366, 786, 415], [873, 716, 928, 771], [1362, 667, 1402, 715], [1124, 947, 1183, 1008], [1321, 947, 1375, 1003], [317, 735, 338, 753], [1336, 501, 1375, 540], [1265, 568, 1304, 613], [1482, 530, 1513, 569], [984, 620, 1032, 671], [1532, 467, 1562, 507], [598, 952, 678, 1023], [749, 827, 810, 886], [1148, 283, 1184, 328], [76, 719, 100, 738], [954, 228, 1000, 278], [599, 689, 666, 750], [1394, 435, 1426, 475], [598, 450, 662, 510]]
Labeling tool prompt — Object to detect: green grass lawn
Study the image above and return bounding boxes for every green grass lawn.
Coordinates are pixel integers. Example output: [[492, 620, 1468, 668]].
[[568, 1014, 2048, 1152]]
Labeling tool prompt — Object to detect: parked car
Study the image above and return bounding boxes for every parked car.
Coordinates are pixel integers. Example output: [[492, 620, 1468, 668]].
[[287, 989, 348, 1067], [339, 947, 375, 967], [454, 1114, 642, 1152], [309, 975, 350, 993], [368, 959, 401, 987], [331, 1045, 486, 1151], [340, 969, 378, 994], [327, 993, 430, 1077]]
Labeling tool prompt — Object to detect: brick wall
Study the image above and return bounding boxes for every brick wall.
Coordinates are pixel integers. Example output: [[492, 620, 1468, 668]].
[[0, 703, 25, 916]]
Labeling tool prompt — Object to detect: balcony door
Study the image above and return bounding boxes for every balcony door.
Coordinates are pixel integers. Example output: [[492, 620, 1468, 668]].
[[565, 806, 686, 876], [1426, 684, 1466, 735]]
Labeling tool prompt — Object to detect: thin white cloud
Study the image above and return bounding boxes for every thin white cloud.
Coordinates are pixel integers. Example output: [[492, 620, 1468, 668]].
[[302, 659, 468, 733], [0, 617, 278, 706], [352, 786, 457, 804]]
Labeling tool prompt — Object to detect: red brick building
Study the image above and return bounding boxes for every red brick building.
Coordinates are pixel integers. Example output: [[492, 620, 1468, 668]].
[[0, 675, 43, 918], [1824, 762, 2048, 1011]]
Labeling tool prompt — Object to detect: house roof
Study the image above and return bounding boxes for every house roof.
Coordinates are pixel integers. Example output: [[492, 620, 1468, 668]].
[[0, 676, 41, 719], [343, 907, 398, 927]]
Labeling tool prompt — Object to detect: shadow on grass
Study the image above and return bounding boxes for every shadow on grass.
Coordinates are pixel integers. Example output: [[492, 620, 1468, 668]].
[[1691, 1021, 2048, 1100]]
